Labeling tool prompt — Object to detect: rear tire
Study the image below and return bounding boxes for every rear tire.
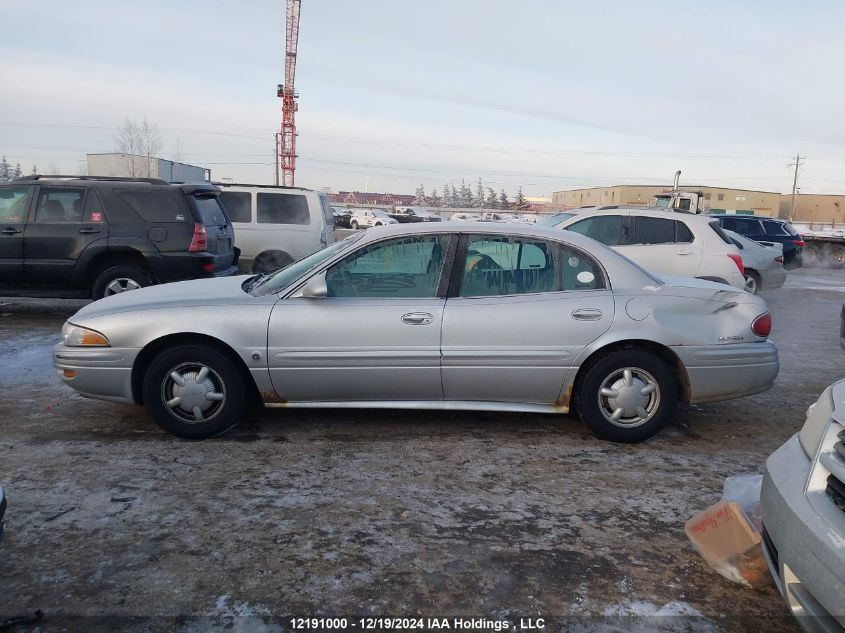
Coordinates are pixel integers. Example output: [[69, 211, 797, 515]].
[[576, 350, 677, 443], [825, 244, 845, 269], [143, 345, 246, 439], [743, 270, 761, 294], [351, 220, 359, 229], [92, 264, 151, 300], [253, 251, 293, 274], [802, 244, 820, 268]]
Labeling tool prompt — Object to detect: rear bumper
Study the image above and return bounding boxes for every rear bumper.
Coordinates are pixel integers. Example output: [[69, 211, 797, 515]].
[[673, 341, 779, 404], [762, 435, 845, 631], [152, 252, 239, 283], [760, 266, 787, 291], [53, 343, 138, 404]]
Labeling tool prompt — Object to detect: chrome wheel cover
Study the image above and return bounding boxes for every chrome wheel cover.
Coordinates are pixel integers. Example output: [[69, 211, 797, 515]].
[[161, 362, 226, 424], [105, 278, 141, 295], [597, 367, 661, 428]]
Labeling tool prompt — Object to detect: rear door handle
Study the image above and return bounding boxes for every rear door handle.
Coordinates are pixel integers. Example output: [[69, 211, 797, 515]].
[[402, 312, 434, 325], [79, 227, 101, 234], [1, 227, 21, 235], [571, 308, 603, 321], [678, 250, 694, 255]]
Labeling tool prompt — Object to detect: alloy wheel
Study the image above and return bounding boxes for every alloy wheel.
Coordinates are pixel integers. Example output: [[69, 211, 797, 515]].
[[105, 278, 141, 295]]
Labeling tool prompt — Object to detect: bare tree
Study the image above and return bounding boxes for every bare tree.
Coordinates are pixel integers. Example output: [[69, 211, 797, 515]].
[[172, 139, 184, 165], [114, 117, 162, 177]]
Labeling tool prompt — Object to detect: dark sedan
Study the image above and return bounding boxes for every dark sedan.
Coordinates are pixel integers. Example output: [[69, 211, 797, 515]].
[[709, 215, 804, 269]]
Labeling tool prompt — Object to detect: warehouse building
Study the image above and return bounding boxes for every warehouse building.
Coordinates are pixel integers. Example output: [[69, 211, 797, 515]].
[[86, 153, 209, 183], [779, 193, 845, 225], [552, 185, 782, 217]]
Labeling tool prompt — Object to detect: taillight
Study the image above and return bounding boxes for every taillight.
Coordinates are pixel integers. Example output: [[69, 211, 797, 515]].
[[202, 262, 214, 273], [752, 312, 772, 337], [775, 255, 783, 263], [728, 253, 744, 276], [792, 239, 805, 247], [188, 223, 208, 252]]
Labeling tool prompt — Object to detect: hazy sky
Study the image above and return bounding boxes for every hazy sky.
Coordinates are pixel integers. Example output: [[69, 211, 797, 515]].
[[2, 0, 844, 197]]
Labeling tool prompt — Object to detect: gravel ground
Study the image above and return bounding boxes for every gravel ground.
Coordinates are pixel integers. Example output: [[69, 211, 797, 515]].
[[1, 268, 843, 632]]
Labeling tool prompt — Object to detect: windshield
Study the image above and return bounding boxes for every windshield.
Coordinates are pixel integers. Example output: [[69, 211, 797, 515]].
[[652, 196, 672, 208], [373, 210, 391, 218], [536, 212, 575, 228], [251, 234, 362, 296]]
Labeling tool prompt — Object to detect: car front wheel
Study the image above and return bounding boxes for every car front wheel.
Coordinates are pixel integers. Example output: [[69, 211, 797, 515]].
[[576, 350, 677, 443], [351, 220, 359, 229], [143, 345, 247, 439]]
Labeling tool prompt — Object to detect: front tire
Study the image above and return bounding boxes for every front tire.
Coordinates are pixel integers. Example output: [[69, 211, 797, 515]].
[[143, 345, 247, 439], [350, 220, 359, 229], [576, 350, 677, 443], [92, 264, 151, 300]]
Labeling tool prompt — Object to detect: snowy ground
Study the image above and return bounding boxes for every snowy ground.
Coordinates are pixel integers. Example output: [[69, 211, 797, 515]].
[[1, 268, 843, 632]]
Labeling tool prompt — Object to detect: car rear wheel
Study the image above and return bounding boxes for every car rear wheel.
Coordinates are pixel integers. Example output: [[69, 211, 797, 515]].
[[350, 220, 359, 229], [143, 345, 246, 439], [577, 350, 677, 443], [744, 270, 761, 294], [92, 264, 152, 300]]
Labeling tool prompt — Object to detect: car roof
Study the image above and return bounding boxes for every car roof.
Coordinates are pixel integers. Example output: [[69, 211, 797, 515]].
[[563, 206, 717, 227], [709, 214, 786, 223]]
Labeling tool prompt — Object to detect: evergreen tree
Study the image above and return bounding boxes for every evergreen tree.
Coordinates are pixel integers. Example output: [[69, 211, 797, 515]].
[[414, 183, 426, 205], [441, 183, 452, 208], [31, 164, 38, 176], [515, 186, 528, 209], [459, 179, 473, 207], [0, 156, 10, 182], [474, 178, 484, 208], [13, 163, 22, 179], [428, 186, 440, 207], [485, 187, 498, 209], [499, 189, 510, 210], [449, 182, 460, 208]]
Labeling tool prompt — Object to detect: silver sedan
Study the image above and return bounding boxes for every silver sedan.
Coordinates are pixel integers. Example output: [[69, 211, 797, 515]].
[[53, 223, 779, 443]]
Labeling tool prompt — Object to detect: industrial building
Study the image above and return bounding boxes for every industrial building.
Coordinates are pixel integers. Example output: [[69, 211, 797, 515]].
[[552, 185, 782, 217], [86, 153, 208, 183], [779, 193, 845, 226]]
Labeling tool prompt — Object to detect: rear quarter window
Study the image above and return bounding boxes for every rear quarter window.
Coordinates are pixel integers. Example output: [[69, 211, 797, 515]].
[[219, 191, 252, 223], [257, 192, 310, 225], [708, 220, 734, 245], [763, 221, 793, 236], [116, 189, 190, 223]]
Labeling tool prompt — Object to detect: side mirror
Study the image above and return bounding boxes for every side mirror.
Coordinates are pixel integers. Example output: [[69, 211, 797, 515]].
[[299, 273, 327, 299]]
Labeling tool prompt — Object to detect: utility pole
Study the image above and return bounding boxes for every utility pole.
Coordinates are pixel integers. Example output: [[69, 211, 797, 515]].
[[274, 133, 280, 186], [788, 154, 804, 221]]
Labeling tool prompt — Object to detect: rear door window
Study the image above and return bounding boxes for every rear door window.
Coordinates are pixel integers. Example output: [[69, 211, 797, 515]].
[[257, 192, 310, 225], [631, 217, 675, 244], [116, 189, 190, 223], [219, 192, 252, 223], [565, 215, 624, 246], [725, 217, 763, 235], [35, 188, 87, 223], [460, 236, 560, 297], [0, 186, 32, 222]]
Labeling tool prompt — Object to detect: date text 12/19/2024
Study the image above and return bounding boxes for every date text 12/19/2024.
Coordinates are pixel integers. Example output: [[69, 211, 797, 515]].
[[289, 617, 547, 631]]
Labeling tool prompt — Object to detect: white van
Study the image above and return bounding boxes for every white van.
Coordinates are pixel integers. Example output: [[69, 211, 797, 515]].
[[216, 184, 335, 273]]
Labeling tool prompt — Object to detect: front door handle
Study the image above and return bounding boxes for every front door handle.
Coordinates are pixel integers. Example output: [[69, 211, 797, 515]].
[[571, 308, 603, 321], [79, 227, 101, 234], [402, 312, 434, 325], [678, 250, 694, 255], [0, 227, 21, 235]]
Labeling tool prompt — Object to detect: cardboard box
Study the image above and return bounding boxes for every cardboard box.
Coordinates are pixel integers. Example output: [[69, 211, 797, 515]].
[[685, 500, 772, 587]]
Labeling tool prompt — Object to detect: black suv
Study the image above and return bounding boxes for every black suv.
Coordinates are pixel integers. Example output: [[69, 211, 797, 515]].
[[709, 214, 804, 269], [0, 176, 238, 299]]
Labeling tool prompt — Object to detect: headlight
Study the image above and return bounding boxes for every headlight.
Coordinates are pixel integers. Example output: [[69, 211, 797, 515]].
[[62, 322, 110, 347], [798, 385, 835, 457]]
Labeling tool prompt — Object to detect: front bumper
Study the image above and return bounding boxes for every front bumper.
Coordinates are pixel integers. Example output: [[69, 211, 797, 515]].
[[673, 341, 779, 404], [762, 435, 845, 631], [53, 343, 139, 404]]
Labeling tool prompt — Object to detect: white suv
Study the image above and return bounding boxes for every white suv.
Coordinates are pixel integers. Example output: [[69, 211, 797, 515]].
[[349, 209, 398, 229], [546, 207, 745, 288], [217, 184, 335, 273]]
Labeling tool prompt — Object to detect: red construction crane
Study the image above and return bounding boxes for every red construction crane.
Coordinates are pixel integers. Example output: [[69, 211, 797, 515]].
[[277, 0, 302, 187]]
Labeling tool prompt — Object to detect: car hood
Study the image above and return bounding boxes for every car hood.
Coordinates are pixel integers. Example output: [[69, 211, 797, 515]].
[[72, 275, 256, 320]]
